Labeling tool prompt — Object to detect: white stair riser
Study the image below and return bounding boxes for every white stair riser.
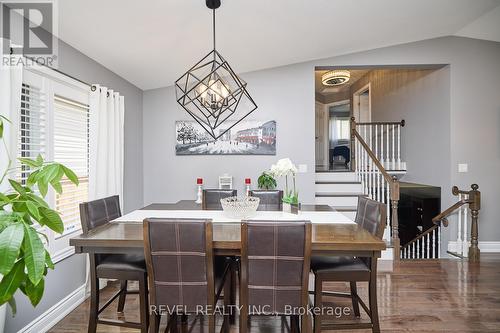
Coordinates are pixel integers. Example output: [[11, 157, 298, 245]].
[[315, 172, 357, 182], [315, 183, 362, 193], [315, 196, 359, 207]]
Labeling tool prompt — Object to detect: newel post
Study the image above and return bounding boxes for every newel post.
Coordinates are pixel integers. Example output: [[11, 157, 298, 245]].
[[391, 175, 400, 261], [350, 117, 356, 171], [468, 184, 481, 262]]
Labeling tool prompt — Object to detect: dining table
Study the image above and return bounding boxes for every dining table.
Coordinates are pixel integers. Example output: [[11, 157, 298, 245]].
[[70, 200, 386, 257], [69, 199, 386, 331]]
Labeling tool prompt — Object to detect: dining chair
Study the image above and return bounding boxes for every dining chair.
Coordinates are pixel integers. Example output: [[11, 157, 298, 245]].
[[311, 196, 386, 333], [202, 189, 237, 210], [79, 195, 149, 333], [143, 218, 228, 333], [239, 220, 312, 333], [248, 190, 283, 211]]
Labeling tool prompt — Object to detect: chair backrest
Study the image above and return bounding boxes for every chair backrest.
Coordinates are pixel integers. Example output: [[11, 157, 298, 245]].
[[143, 218, 214, 313], [249, 190, 283, 211], [354, 196, 387, 239], [202, 189, 237, 210], [240, 220, 311, 315], [79, 195, 121, 234]]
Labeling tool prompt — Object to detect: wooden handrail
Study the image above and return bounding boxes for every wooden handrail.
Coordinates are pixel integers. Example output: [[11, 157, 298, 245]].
[[351, 117, 401, 261], [355, 120, 405, 127], [351, 129, 393, 184], [403, 224, 438, 248], [432, 199, 470, 226]]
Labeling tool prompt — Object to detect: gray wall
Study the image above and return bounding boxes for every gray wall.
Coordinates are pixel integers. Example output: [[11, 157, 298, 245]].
[[5, 40, 144, 333], [143, 36, 500, 250], [143, 61, 315, 204]]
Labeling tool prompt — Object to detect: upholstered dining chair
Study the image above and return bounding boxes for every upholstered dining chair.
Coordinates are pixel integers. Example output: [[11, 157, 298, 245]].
[[79, 195, 148, 333], [202, 189, 237, 210], [248, 190, 283, 211], [239, 220, 312, 333], [311, 196, 386, 333], [143, 218, 228, 333]]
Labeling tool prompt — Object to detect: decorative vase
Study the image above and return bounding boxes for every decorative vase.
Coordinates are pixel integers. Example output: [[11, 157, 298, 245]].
[[283, 202, 300, 214]]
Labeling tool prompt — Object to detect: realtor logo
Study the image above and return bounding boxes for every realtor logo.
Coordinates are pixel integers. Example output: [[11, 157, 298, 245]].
[[1, 1, 58, 66]]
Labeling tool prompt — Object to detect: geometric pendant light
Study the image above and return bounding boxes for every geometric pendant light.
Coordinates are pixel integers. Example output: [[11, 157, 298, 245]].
[[175, 0, 258, 140]]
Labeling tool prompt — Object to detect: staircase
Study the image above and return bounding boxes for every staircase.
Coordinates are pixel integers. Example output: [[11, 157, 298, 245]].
[[315, 171, 362, 220]]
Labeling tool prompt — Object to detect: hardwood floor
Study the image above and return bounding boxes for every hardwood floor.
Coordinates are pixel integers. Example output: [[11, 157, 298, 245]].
[[50, 255, 500, 332]]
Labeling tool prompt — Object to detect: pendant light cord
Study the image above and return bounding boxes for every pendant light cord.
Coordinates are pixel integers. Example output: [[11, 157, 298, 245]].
[[213, 8, 216, 52]]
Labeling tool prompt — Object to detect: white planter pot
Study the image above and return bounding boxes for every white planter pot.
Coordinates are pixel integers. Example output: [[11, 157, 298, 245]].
[[0, 303, 6, 333]]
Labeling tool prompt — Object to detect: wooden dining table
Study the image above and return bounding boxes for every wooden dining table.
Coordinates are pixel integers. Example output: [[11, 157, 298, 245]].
[[70, 200, 386, 331], [70, 200, 386, 257]]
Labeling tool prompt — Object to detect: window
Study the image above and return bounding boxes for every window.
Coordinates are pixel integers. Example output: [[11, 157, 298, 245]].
[[53, 96, 89, 237], [335, 118, 350, 141], [19, 68, 90, 262]]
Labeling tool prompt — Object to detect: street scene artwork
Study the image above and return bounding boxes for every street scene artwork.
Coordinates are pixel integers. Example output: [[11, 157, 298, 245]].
[[175, 120, 276, 155]]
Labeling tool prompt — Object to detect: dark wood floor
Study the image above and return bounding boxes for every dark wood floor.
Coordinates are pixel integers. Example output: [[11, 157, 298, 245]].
[[50, 255, 500, 332]]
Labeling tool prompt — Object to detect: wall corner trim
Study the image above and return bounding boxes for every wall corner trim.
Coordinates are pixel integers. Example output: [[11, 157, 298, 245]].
[[18, 284, 86, 333]]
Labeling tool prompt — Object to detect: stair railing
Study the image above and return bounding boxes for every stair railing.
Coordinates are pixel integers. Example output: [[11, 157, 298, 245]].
[[352, 119, 405, 171], [350, 117, 401, 261], [434, 184, 481, 262], [401, 184, 481, 261]]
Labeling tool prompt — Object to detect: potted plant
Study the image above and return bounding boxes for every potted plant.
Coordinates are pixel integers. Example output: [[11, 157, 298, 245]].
[[0, 115, 79, 317], [270, 158, 299, 214], [257, 171, 277, 190]]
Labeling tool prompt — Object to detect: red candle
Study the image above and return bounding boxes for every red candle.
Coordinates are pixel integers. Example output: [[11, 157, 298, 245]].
[[245, 178, 251, 185], [197, 178, 203, 185]]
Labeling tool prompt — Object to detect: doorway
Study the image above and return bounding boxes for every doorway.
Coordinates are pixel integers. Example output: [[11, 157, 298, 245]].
[[353, 83, 371, 122]]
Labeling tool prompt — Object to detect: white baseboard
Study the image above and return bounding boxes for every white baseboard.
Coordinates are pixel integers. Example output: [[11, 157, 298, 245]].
[[448, 241, 500, 254], [19, 284, 87, 333]]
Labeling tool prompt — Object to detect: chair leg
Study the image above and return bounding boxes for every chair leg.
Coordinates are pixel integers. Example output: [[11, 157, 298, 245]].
[[208, 312, 215, 333], [88, 269, 99, 333], [313, 274, 322, 333], [150, 313, 160, 333], [369, 261, 380, 333], [301, 313, 310, 333], [349, 281, 361, 317], [291, 315, 299, 333], [239, 299, 248, 333], [139, 273, 149, 333], [170, 314, 178, 333], [117, 280, 128, 312]]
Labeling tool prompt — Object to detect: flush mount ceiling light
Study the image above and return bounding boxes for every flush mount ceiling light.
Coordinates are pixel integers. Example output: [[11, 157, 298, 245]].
[[321, 70, 351, 86], [175, 0, 258, 140]]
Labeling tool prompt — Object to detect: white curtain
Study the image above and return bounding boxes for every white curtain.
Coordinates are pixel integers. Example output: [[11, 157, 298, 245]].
[[89, 84, 125, 207], [0, 42, 23, 191]]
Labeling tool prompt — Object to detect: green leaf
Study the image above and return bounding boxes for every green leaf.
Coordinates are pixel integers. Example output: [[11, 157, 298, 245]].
[[25, 277, 44, 306], [37, 178, 48, 197], [39, 207, 64, 233], [18, 157, 42, 168], [8, 179, 26, 196], [25, 201, 41, 220], [45, 250, 54, 270], [36, 154, 44, 166], [41, 164, 60, 184], [22, 225, 46, 285], [0, 223, 24, 275], [50, 180, 62, 194], [0, 117, 3, 139], [0, 259, 25, 304], [26, 170, 40, 187], [26, 193, 49, 208], [62, 165, 79, 186]]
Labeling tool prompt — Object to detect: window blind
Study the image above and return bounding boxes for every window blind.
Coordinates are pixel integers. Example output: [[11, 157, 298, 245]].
[[19, 83, 46, 183], [53, 96, 89, 237]]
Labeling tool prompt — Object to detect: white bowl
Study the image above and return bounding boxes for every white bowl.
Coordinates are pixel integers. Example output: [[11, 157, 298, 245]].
[[220, 196, 260, 219]]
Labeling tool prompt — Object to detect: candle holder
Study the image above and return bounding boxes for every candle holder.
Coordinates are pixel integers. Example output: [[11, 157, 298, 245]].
[[245, 178, 251, 196], [196, 178, 203, 204]]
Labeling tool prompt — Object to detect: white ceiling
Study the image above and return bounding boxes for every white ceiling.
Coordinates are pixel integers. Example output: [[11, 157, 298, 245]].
[[57, 0, 500, 90]]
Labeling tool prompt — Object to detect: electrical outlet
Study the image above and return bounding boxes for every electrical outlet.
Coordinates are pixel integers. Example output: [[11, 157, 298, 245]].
[[458, 163, 468, 173]]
